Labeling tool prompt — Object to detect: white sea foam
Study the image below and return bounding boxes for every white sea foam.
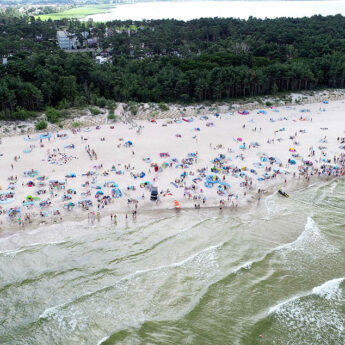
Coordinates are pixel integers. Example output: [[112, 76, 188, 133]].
[[312, 277, 345, 301], [275, 216, 338, 256], [96, 336, 110, 345], [0, 240, 67, 256], [269, 276, 345, 315], [267, 276, 345, 342], [39, 242, 222, 321]]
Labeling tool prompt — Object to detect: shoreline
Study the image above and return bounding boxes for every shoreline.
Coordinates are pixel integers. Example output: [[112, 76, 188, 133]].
[[0, 174, 339, 237], [0, 96, 344, 235]]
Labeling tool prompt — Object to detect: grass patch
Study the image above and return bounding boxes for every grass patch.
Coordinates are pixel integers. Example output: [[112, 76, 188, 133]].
[[72, 121, 82, 128], [36, 4, 115, 20], [35, 120, 48, 130], [88, 107, 101, 116]]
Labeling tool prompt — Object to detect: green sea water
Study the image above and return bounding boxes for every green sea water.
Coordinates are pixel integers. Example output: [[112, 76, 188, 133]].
[[0, 179, 344, 345]]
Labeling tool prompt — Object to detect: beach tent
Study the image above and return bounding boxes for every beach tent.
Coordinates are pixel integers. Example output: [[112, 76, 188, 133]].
[[24, 170, 39, 177], [40, 133, 52, 140], [182, 118, 193, 123], [64, 202, 75, 209], [23, 201, 34, 207], [104, 181, 118, 187], [112, 188, 122, 198], [238, 110, 250, 115], [57, 132, 69, 139], [257, 110, 267, 115], [125, 141, 133, 147]]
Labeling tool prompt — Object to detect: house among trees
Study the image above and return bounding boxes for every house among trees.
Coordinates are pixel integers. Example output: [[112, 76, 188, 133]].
[[56, 30, 79, 50]]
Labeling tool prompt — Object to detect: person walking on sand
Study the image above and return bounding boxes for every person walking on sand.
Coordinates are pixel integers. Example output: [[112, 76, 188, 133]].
[[97, 211, 100, 222], [114, 214, 117, 225]]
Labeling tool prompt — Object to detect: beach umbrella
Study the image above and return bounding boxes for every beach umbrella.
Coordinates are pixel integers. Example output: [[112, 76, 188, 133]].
[[237, 137, 243, 142], [26, 195, 33, 200], [257, 110, 267, 115], [289, 148, 296, 152]]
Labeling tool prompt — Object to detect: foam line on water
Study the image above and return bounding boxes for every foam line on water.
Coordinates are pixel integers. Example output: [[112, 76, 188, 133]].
[[312, 277, 345, 301], [0, 240, 67, 256], [38, 243, 223, 320], [91, 257, 260, 345], [109, 216, 234, 266], [185, 216, 332, 318], [268, 276, 345, 315], [96, 336, 110, 345]]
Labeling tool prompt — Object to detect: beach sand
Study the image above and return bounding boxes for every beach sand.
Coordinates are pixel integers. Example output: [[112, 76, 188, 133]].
[[0, 99, 344, 231]]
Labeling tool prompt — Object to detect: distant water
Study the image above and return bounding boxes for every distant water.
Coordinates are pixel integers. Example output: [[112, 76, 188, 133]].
[[85, 0, 345, 21], [0, 179, 345, 344]]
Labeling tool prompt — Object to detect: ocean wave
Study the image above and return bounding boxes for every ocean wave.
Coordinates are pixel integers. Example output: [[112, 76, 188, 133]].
[[269, 276, 345, 315], [0, 240, 67, 257], [275, 216, 339, 254], [312, 277, 345, 301], [96, 336, 110, 345], [38, 242, 222, 321]]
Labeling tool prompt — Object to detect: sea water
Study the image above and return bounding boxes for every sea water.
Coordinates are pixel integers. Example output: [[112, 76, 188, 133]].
[[0, 179, 344, 344], [85, 0, 345, 22]]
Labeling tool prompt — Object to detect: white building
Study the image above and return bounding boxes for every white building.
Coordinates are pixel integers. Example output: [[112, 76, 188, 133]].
[[56, 31, 78, 50], [95, 56, 109, 65]]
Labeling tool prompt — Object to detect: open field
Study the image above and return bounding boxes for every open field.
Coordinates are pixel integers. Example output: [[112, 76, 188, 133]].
[[35, 4, 116, 20]]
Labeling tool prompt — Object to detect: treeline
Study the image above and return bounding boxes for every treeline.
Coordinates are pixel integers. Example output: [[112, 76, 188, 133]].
[[1, 15, 345, 119]]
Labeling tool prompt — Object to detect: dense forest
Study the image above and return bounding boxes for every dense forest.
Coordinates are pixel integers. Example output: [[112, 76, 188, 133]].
[[1, 14, 345, 120]]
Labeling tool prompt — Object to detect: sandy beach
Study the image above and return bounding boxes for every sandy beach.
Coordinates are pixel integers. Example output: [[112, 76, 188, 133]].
[[0, 98, 345, 231]]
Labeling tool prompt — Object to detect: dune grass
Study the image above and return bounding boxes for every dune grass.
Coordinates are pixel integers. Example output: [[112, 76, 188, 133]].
[[36, 4, 116, 20]]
